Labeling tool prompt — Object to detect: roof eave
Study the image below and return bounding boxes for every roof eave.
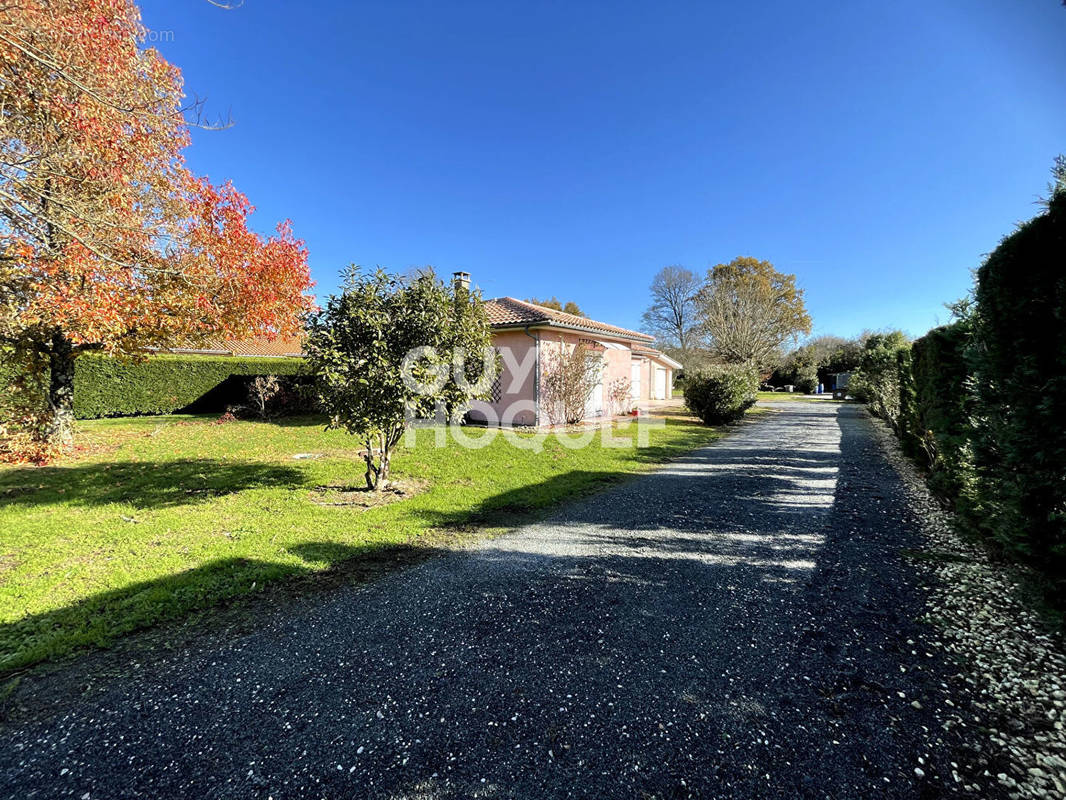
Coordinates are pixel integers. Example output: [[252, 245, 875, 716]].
[[490, 320, 653, 343]]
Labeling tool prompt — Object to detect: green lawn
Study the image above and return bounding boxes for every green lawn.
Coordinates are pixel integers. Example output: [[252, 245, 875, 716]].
[[0, 412, 723, 674]]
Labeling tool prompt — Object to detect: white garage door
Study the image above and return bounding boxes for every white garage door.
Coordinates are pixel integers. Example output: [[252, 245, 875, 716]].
[[654, 367, 667, 400], [631, 362, 642, 402]]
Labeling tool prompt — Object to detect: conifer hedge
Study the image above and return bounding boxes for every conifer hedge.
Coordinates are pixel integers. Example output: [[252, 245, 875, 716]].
[[861, 187, 1066, 597], [909, 321, 975, 507], [971, 192, 1066, 578], [73, 354, 307, 418]]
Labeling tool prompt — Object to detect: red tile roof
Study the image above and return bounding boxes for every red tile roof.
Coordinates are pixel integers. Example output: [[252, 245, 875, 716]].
[[632, 343, 683, 368], [632, 343, 662, 356], [484, 297, 654, 342], [160, 336, 304, 358]]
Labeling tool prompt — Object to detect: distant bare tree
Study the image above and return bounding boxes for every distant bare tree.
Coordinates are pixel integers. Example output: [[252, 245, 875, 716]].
[[641, 266, 702, 356]]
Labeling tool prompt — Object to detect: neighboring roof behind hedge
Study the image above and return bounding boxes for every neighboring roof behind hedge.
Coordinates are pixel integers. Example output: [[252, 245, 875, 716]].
[[154, 336, 305, 358]]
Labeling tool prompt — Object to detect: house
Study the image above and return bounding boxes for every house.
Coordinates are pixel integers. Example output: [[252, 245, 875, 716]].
[[156, 274, 681, 428], [468, 294, 681, 427]]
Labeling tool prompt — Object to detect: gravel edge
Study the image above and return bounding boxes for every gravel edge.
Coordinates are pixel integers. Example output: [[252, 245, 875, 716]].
[[867, 413, 1066, 798]]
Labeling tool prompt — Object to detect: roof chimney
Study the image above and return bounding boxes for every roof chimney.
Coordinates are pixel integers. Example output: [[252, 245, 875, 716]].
[[452, 271, 471, 291]]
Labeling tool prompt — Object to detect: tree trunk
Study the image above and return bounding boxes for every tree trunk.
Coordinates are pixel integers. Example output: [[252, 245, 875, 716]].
[[364, 442, 378, 491], [378, 449, 390, 489], [43, 331, 76, 448]]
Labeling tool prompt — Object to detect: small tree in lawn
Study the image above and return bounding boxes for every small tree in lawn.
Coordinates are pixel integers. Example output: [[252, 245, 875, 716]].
[[248, 375, 281, 420], [304, 268, 494, 491], [541, 340, 604, 425]]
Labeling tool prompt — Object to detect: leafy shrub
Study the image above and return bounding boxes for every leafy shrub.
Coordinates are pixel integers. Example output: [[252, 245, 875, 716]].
[[73, 354, 308, 418], [896, 347, 920, 457], [849, 331, 910, 431], [683, 365, 758, 425], [0, 348, 61, 463], [793, 365, 818, 394], [971, 191, 1066, 584]]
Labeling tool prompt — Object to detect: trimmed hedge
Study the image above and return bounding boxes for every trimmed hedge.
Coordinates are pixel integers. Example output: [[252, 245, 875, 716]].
[[74, 354, 308, 419], [896, 347, 919, 457], [682, 364, 758, 425], [971, 192, 1066, 578], [910, 322, 975, 506], [863, 190, 1066, 599]]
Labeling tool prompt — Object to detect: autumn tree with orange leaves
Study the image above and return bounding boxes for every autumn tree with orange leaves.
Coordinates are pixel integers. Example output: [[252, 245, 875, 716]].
[[0, 0, 313, 454]]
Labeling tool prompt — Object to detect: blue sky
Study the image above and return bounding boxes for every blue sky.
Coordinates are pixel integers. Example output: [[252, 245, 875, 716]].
[[140, 0, 1066, 339]]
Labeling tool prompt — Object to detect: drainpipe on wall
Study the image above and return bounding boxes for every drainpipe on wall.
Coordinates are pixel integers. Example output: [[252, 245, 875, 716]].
[[523, 325, 540, 427]]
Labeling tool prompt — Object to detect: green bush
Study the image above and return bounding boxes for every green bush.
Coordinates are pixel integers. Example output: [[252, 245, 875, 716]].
[[682, 365, 758, 425], [849, 331, 910, 431], [770, 344, 818, 392], [910, 321, 977, 507], [972, 191, 1066, 584], [793, 365, 818, 395], [896, 347, 920, 457], [73, 354, 308, 419], [0, 354, 14, 406]]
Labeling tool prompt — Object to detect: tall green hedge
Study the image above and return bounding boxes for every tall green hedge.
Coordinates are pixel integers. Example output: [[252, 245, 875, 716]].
[[910, 322, 975, 507], [73, 354, 307, 419], [868, 190, 1066, 599], [896, 347, 919, 457], [971, 192, 1066, 580]]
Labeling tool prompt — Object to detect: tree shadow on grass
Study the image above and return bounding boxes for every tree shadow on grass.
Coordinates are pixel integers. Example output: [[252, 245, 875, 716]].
[[0, 459, 305, 510], [0, 411, 796, 680]]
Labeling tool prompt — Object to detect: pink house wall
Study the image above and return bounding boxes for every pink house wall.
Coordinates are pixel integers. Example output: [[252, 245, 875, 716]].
[[467, 329, 539, 427], [469, 328, 649, 426], [468, 327, 671, 426]]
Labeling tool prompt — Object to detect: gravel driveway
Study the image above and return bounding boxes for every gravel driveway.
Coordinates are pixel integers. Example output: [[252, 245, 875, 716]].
[[1, 402, 981, 799]]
